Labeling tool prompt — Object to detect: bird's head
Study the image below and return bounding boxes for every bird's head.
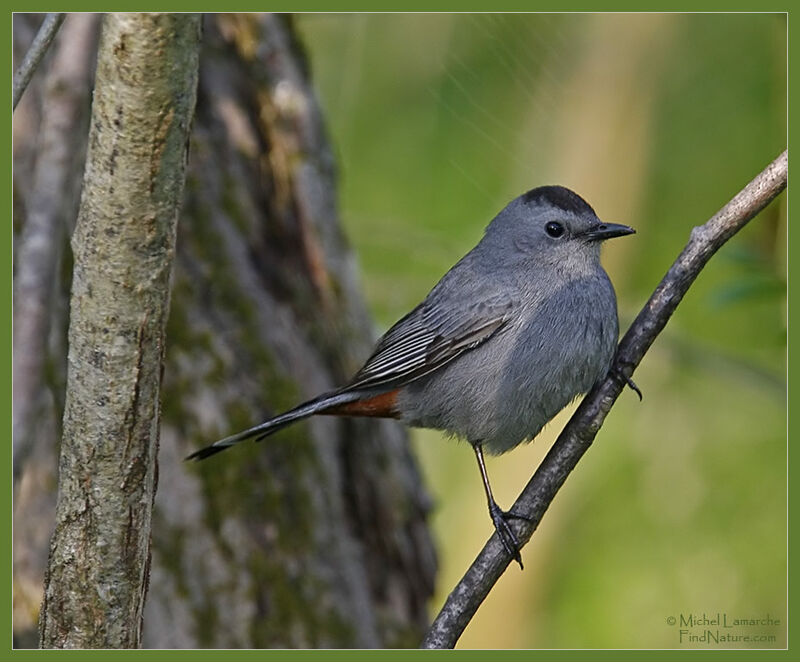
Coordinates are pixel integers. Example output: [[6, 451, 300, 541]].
[[483, 185, 635, 276]]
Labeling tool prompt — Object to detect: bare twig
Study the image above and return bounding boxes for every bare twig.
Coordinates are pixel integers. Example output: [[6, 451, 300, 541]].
[[12, 13, 66, 110], [421, 149, 788, 649]]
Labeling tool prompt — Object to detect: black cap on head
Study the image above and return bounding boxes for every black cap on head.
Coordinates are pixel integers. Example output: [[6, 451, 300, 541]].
[[522, 185, 597, 218]]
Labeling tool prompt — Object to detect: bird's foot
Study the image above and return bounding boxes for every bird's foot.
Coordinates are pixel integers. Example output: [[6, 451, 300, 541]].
[[488, 502, 531, 569]]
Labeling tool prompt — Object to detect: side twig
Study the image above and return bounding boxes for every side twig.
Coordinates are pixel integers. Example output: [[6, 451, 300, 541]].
[[421, 149, 788, 649], [12, 13, 66, 110]]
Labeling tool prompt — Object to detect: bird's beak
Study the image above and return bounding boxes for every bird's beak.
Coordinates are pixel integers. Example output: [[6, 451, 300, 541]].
[[581, 222, 636, 241]]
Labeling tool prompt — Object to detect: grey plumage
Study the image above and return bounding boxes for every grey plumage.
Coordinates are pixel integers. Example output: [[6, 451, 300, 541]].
[[187, 184, 634, 566]]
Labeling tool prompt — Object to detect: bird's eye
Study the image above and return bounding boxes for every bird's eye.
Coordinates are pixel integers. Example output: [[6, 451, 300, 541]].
[[545, 221, 565, 238]]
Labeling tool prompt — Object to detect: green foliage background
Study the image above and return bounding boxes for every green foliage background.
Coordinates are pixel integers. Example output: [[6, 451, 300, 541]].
[[296, 13, 786, 648]]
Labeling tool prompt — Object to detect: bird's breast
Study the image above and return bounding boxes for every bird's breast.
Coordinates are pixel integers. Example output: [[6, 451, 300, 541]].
[[398, 272, 619, 454]]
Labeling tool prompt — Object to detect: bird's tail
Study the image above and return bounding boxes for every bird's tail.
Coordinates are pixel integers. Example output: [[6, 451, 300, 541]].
[[185, 390, 362, 461]]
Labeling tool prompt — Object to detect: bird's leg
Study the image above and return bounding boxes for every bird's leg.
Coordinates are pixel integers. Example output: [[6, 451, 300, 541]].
[[473, 443, 530, 569]]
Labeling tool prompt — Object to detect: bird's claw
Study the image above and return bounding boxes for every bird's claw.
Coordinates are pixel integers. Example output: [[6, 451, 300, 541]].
[[488, 502, 529, 569], [612, 366, 642, 401], [625, 376, 643, 401]]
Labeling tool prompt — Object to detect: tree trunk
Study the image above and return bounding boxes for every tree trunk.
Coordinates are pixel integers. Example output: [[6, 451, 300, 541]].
[[38, 13, 202, 648], [142, 14, 436, 648], [15, 12, 436, 649]]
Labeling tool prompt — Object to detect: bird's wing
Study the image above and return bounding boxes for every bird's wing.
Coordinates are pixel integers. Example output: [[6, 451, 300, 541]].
[[345, 293, 516, 391]]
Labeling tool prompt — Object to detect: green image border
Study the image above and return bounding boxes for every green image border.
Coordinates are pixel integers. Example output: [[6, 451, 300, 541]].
[[6, 6, 791, 656]]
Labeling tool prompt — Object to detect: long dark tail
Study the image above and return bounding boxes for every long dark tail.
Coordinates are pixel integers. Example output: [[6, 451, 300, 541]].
[[185, 390, 362, 461]]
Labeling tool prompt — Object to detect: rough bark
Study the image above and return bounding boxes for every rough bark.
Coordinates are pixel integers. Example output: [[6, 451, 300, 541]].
[[15, 12, 436, 649], [38, 14, 202, 648], [142, 14, 436, 648]]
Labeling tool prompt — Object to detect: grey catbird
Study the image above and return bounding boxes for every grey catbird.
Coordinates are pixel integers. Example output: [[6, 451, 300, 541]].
[[188, 185, 635, 567]]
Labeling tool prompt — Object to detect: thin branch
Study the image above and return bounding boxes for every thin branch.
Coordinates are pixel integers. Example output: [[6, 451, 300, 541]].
[[421, 149, 788, 649], [12, 13, 66, 110]]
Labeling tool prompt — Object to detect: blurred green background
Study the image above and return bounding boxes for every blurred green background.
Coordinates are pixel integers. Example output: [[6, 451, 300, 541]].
[[295, 13, 786, 648]]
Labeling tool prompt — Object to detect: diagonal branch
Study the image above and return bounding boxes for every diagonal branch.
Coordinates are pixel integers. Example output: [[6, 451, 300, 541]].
[[421, 149, 788, 649], [12, 13, 65, 110]]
